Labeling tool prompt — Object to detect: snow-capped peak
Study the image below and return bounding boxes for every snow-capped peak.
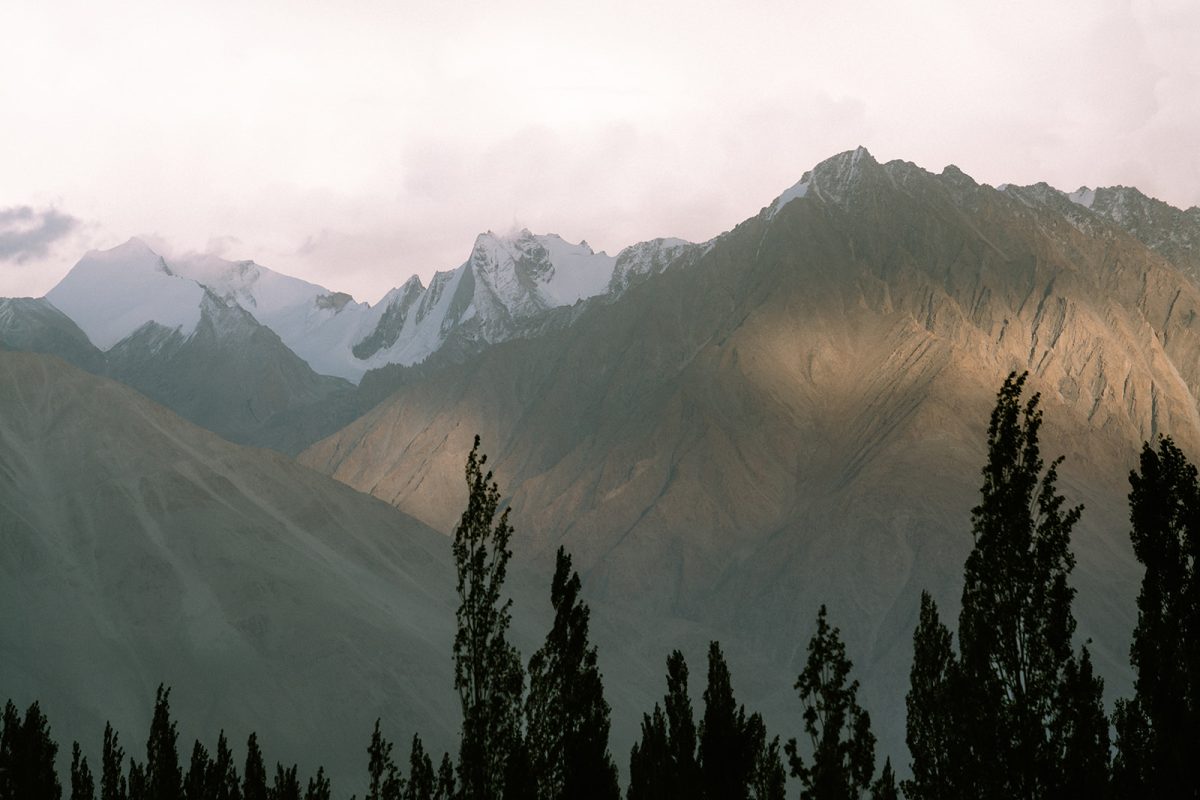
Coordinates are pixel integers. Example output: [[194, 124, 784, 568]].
[[46, 239, 205, 351], [468, 228, 615, 309], [768, 146, 879, 218]]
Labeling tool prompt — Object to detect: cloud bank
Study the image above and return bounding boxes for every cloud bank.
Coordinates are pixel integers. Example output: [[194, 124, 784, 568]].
[[0, 206, 80, 264]]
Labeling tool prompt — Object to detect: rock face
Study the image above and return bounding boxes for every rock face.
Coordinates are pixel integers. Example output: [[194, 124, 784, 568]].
[[0, 297, 106, 373], [301, 148, 1200, 761], [0, 351, 458, 791], [104, 291, 356, 454]]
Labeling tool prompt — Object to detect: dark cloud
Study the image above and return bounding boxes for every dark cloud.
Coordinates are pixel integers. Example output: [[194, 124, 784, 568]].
[[0, 206, 80, 264]]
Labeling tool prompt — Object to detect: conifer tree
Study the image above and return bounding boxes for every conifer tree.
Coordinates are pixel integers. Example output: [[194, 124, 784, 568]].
[[303, 767, 330, 800], [902, 592, 960, 800], [145, 685, 182, 800], [72, 742, 96, 800], [626, 705, 670, 800], [209, 732, 240, 800], [367, 720, 402, 800], [271, 765, 301, 800], [184, 741, 210, 800], [404, 735, 434, 800], [433, 754, 455, 800], [452, 436, 526, 800], [1113, 436, 1199, 798], [957, 372, 1103, 798], [698, 642, 754, 800], [526, 547, 619, 800], [785, 605, 876, 800], [102, 724, 127, 800], [242, 734, 267, 800]]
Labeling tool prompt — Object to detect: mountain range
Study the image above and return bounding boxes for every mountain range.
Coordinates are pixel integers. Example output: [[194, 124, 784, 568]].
[[4, 147, 1200, 787]]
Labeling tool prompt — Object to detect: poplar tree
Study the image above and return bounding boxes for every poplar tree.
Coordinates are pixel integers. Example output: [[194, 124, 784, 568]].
[[902, 592, 960, 800], [367, 720, 402, 800], [745, 713, 785, 800], [0, 700, 62, 800], [1113, 436, 1200, 798], [626, 706, 670, 800], [101, 723, 127, 800], [209, 732, 240, 800], [663, 652, 700, 797], [271, 765, 301, 800], [956, 372, 1105, 798], [304, 767, 330, 800], [183, 741, 210, 800], [71, 742, 96, 800], [242, 734, 267, 800], [697, 642, 753, 800], [526, 547, 619, 800], [145, 685, 181, 800], [785, 605, 876, 800], [404, 735, 434, 800], [433, 754, 456, 800], [452, 436, 526, 800]]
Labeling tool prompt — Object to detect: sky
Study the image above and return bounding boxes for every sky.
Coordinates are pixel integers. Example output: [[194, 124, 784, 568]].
[[2, 0, 1198, 304]]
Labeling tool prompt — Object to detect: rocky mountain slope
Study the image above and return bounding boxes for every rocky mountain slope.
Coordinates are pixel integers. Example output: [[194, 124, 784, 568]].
[[0, 297, 105, 373], [301, 147, 1200, 761]]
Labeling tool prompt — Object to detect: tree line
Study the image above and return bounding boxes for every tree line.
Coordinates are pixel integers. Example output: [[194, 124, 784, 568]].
[[2, 372, 1197, 799]]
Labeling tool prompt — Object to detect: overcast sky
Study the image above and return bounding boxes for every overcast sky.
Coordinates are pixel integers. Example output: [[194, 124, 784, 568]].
[[2, 0, 1198, 303]]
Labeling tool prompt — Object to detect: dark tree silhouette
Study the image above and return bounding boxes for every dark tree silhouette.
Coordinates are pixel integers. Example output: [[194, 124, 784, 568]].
[[902, 592, 960, 800], [71, 742, 96, 800], [785, 605, 876, 800], [452, 436, 526, 800], [526, 547, 619, 800], [1113, 436, 1200, 798], [367, 720, 402, 800], [242, 734, 267, 800], [403, 735, 434, 800], [698, 642, 754, 800], [956, 372, 1104, 798], [101, 723, 127, 800]]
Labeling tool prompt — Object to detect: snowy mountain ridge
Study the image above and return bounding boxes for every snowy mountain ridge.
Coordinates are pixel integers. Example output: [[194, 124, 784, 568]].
[[41, 227, 695, 383]]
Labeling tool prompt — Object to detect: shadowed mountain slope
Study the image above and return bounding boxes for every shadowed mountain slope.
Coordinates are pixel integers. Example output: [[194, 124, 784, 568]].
[[0, 351, 459, 791]]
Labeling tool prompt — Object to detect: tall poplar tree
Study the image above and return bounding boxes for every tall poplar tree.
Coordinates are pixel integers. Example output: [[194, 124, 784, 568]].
[[526, 547, 619, 800], [785, 606, 876, 800], [452, 436, 526, 800], [626, 706, 670, 800], [242, 734, 267, 800], [71, 742, 96, 800], [1113, 436, 1200, 798], [404, 735, 434, 800], [956, 372, 1105, 798], [101, 723, 127, 800], [697, 642, 753, 800], [902, 592, 960, 800], [145, 685, 181, 800], [663, 652, 700, 797]]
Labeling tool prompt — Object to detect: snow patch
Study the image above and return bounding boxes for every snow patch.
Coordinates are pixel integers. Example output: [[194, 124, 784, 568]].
[[1068, 187, 1096, 209]]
